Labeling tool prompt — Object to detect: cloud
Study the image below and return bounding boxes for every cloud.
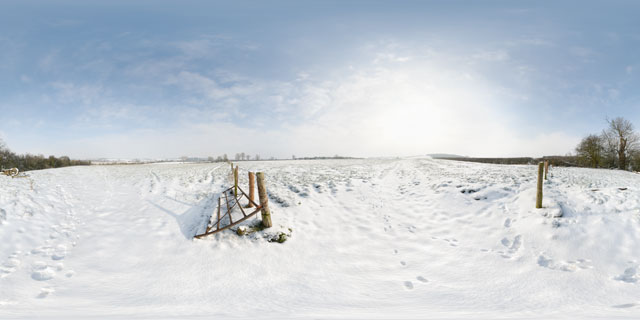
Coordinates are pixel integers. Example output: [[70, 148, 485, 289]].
[[569, 46, 596, 62], [472, 50, 510, 62], [4, 34, 588, 159], [48, 19, 83, 27], [48, 56, 579, 159], [38, 50, 61, 72], [373, 52, 412, 63], [50, 82, 105, 105], [505, 37, 553, 47], [171, 36, 229, 58]]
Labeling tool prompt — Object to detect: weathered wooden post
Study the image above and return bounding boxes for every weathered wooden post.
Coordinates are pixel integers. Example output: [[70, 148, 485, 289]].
[[247, 172, 255, 208], [544, 160, 549, 180], [536, 162, 544, 209], [256, 172, 272, 228], [234, 165, 239, 197]]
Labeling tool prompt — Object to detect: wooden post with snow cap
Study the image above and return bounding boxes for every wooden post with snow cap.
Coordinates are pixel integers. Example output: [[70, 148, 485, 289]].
[[544, 160, 549, 180], [247, 172, 256, 208], [256, 172, 272, 228], [234, 166, 239, 197], [536, 162, 544, 209]]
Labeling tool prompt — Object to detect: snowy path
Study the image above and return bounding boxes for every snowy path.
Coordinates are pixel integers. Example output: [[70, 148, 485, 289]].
[[1, 158, 640, 318]]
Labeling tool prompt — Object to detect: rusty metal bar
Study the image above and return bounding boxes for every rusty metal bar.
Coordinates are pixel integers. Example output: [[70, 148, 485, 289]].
[[236, 194, 247, 217], [216, 197, 221, 230], [224, 191, 231, 215], [238, 186, 260, 208], [194, 185, 267, 239], [194, 207, 262, 239]]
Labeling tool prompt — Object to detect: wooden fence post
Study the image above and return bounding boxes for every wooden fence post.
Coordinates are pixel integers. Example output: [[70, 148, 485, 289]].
[[256, 172, 272, 228], [544, 160, 549, 180], [536, 162, 544, 209], [234, 166, 239, 197], [248, 172, 255, 208]]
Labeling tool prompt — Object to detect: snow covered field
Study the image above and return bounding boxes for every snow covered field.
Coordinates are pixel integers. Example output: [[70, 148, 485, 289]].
[[1, 158, 640, 318]]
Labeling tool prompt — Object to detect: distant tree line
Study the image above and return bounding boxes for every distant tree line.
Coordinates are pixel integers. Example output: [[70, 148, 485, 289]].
[[575, 117, 640, 171], [438, 156, 579, 167], [440, 157, 536, 165], [0, 139, 90, 172], [197, 154, 356, 162], [441, 117, 640, 172], [292, 155, 361, 160], [233, 153, 261, 161]]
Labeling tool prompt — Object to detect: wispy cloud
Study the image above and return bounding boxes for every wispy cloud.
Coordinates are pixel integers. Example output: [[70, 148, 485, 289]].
[[2, 1, 639, 158], [38, 50, 61, 72], [472, 50, 510, 62], [50, 82, 106, 105]]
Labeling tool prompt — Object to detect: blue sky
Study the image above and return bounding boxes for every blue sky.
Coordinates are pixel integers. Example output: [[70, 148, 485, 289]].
[[1, 0, 639, 159]]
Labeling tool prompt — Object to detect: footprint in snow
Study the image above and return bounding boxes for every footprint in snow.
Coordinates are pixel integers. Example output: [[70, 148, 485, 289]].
[[500, 235, 522, 258], [51, 245, 67, 260], [31, 261, 57, 281], [615, 267, 639, 283], [1, 257, 21, 278], [31, 268, 55, 281], [416, 276, 428, 283], [537, 254, 587, 272], [403, 281, 414, 290], [37, 287, 55, 299]]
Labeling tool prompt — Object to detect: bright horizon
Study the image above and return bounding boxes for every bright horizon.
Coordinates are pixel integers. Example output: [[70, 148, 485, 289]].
[[1, 1, 639, 159]]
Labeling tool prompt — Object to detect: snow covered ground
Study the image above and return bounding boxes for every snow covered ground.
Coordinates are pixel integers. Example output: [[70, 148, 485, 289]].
[[1, 158, 640, 318]]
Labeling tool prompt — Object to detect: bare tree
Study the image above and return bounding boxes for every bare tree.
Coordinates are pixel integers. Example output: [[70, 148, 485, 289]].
[[255, 154, 260, 161], [576, 134, 603, 168], [603, 117, 639, 170], [0, 139, 7, 169]]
